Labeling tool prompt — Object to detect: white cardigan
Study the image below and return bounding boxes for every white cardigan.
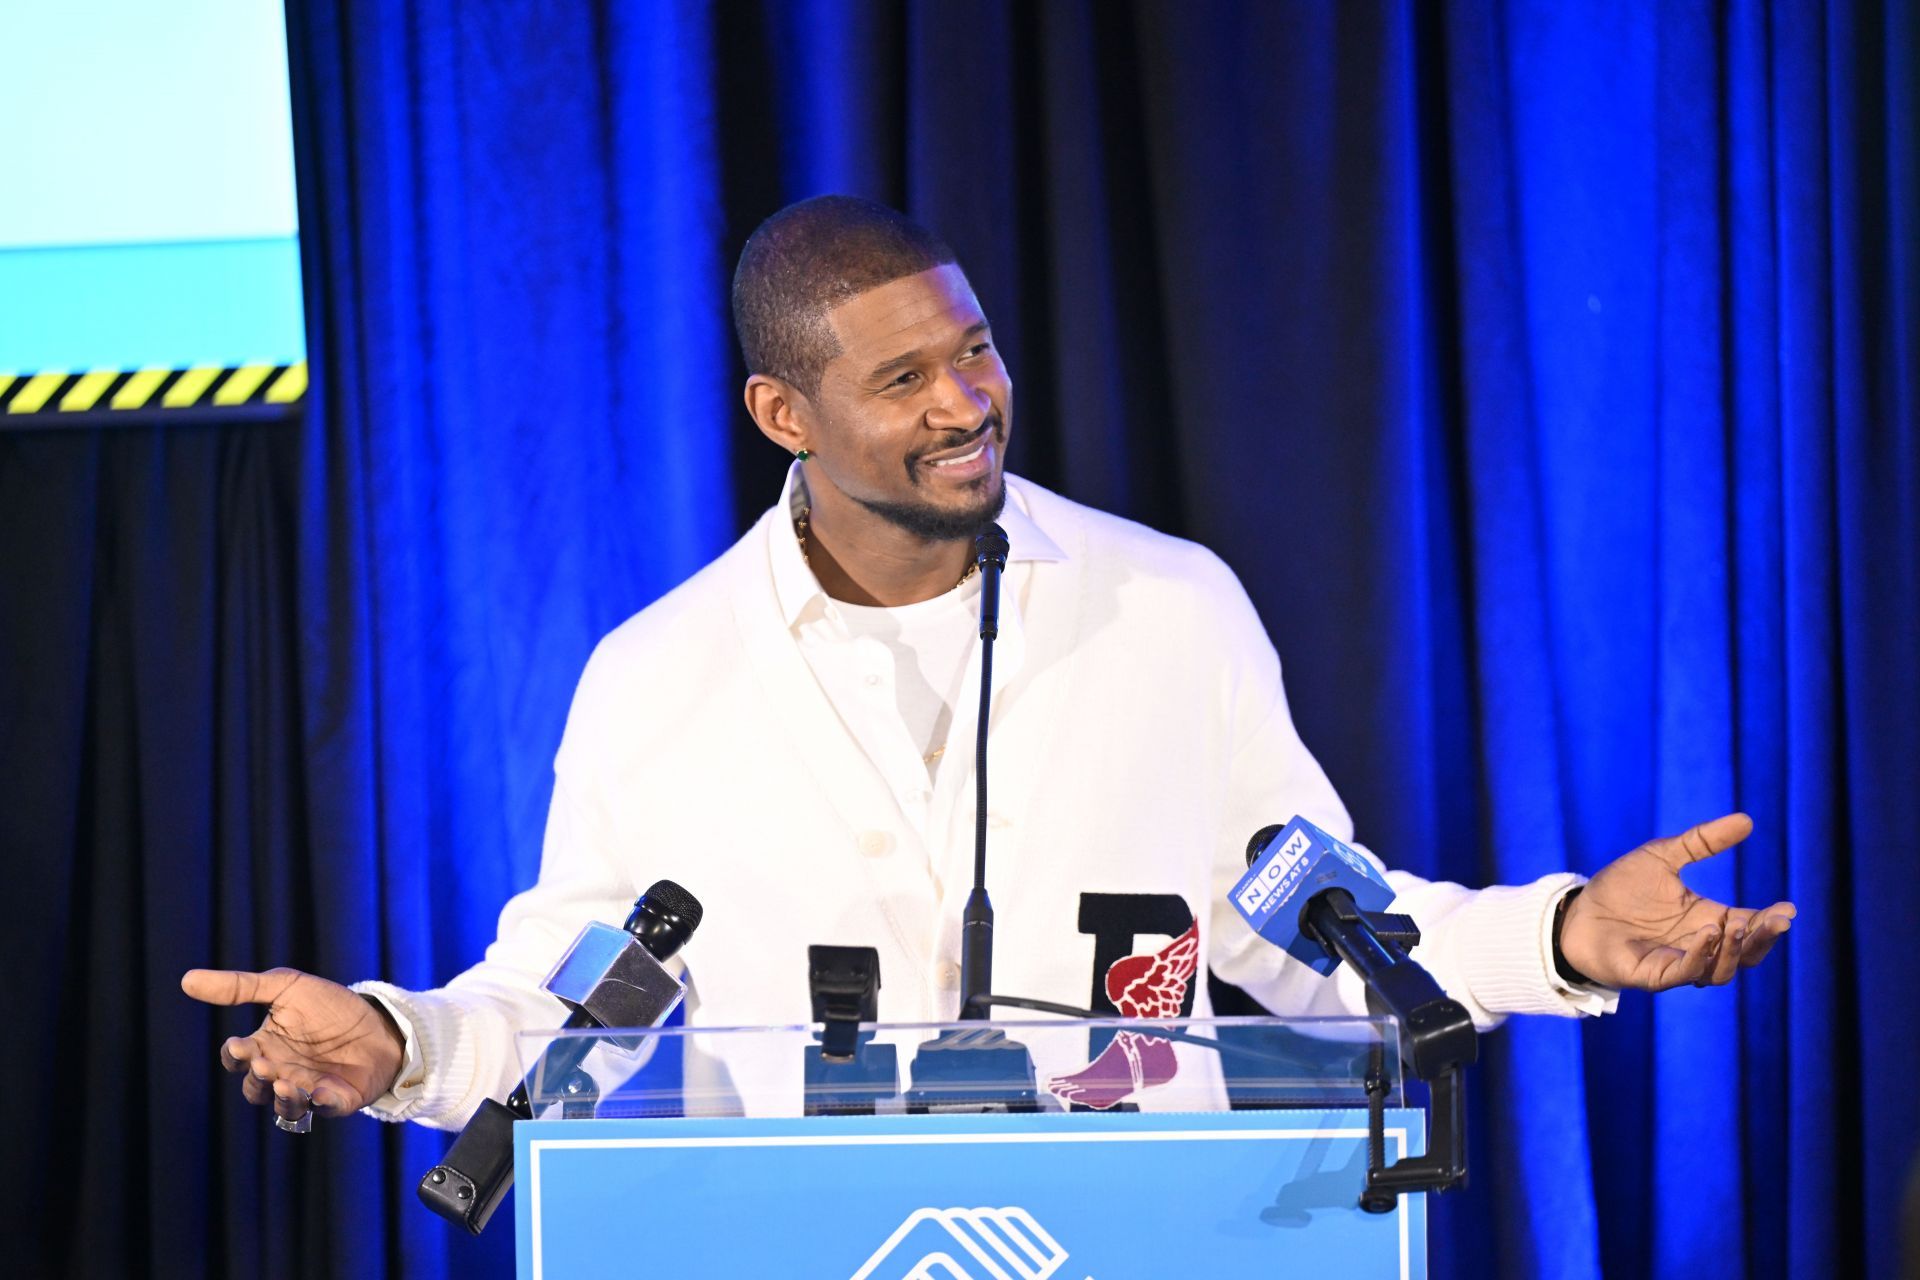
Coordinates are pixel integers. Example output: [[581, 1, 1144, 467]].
[[359, 475, 1611, 1127]]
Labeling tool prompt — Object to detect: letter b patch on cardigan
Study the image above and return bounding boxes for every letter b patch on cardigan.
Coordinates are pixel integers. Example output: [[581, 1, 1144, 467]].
[[1046, 896, 1199, 1110]]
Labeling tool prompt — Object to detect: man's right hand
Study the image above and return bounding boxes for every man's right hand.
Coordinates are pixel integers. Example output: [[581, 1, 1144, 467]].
[[181, 967, 407, 1124]]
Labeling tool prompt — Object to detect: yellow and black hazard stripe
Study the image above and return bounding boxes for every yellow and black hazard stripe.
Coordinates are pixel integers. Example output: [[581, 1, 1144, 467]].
[[0, 361, 308, 417]]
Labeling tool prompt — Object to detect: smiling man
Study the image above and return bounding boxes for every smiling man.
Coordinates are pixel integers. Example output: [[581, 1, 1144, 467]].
[[184, 196, 1795, 1132], [734, 205, 1012, 605]]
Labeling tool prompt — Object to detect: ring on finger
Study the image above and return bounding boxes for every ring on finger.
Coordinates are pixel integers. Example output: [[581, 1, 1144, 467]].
[[274, 1086, 313, 1134]]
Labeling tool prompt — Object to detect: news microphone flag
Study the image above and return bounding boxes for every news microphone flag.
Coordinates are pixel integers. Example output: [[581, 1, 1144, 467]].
[[1229, 816, 1395, 976]]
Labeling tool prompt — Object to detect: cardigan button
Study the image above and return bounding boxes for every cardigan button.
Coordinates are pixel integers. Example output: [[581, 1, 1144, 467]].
[[856, 830, 893, 857], [935, 962, 961, 990]]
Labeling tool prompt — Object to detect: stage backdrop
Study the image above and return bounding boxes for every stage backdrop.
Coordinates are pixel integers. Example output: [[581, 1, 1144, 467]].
[[2, 2, 1914, 1277]]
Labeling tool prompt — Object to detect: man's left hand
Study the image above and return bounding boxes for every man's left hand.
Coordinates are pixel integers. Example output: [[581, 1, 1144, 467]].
[[1557, 812, 1796, 992]]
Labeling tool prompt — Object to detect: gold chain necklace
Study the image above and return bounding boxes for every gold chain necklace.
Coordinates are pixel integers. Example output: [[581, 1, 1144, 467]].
[[793, 506, 980, 591]]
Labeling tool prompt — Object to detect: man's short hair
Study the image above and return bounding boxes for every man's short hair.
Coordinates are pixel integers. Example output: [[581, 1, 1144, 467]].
[[732, 195, 957, 398]]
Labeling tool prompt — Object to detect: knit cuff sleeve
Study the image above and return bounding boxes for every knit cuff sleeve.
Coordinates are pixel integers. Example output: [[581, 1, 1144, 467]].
[[1455, 873, 1620, 1018], [350, 981, 487, 1127]]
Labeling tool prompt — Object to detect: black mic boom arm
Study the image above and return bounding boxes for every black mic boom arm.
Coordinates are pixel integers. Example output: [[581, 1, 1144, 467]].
[[1296, 886, 1476, 1208]]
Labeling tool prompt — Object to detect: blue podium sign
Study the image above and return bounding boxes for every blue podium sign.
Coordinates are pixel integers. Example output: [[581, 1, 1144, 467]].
[[514, 1109, 1426, 1278]]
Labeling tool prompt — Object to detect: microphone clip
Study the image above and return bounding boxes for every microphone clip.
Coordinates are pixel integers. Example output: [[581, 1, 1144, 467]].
[[808, 945, 881, 1061]]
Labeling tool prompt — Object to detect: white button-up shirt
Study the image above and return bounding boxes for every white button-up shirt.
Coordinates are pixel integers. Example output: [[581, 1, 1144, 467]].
[[770, 470, 1065, 894]]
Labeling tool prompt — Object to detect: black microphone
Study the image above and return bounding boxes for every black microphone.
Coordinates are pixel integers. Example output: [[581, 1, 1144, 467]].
[[904, 520, 1044, 1110], [974, 522, 1009, 640], [959, 522, 1009, 1019], [1232, 820, 1473, 1205], [417, 879, 702, 1234], [1235, 824, 1471, 1080]]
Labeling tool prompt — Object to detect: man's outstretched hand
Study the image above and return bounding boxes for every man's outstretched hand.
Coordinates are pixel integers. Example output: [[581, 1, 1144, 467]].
[[1557, 813, 1796, 992], [181, 968, 406, 1124]]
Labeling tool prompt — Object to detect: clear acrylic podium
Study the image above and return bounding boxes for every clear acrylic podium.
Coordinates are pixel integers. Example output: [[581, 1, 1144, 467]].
[[507, 1015, 1428, 1277]]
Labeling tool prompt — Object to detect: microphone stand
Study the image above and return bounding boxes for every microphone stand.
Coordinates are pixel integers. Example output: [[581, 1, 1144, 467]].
[[958, 522, 1007, 1019], [1295, 887, 1474, 1209], [904, 523, 1048, 1113]]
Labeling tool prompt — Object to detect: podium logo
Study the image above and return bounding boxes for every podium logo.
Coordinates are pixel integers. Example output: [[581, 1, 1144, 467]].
[[851, 1206, 1088, 1280]]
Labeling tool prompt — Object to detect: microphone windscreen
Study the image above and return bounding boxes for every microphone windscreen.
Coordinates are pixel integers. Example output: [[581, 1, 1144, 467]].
[[975, 522, 1010, 568], [643, 878, 703, 930], [1245, 824, 1285, 867]]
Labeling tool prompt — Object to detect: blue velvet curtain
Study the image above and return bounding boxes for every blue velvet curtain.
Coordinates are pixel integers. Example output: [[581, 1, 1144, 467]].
[[2, 1, 1913, 1276]]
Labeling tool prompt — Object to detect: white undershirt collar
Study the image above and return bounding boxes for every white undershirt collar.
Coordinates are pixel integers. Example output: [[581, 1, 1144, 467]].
[[768, 462, 1065, 630]]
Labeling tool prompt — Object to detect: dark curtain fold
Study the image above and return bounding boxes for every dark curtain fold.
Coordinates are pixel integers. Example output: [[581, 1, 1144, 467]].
[[2, 2, 1913, 1277]]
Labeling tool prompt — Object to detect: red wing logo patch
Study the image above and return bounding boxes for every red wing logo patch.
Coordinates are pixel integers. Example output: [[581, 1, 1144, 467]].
[[1105, 919, 1199, 1017], [1045, 919, 1198, 1110]]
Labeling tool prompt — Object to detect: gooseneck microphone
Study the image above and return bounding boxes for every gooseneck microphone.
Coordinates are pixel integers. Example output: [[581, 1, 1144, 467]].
[[958, 521, 1009, 1021], [974, 522, 1008, 640], [417, 879, 702, 1234], [902, 520, 1043, 1110]]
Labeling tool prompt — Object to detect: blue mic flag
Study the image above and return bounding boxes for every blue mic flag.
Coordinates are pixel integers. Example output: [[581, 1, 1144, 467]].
[[1228, 817, 1396, 976]]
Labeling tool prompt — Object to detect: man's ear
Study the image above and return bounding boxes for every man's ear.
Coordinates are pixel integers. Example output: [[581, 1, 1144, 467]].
[[743, 375, 814, 455]]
